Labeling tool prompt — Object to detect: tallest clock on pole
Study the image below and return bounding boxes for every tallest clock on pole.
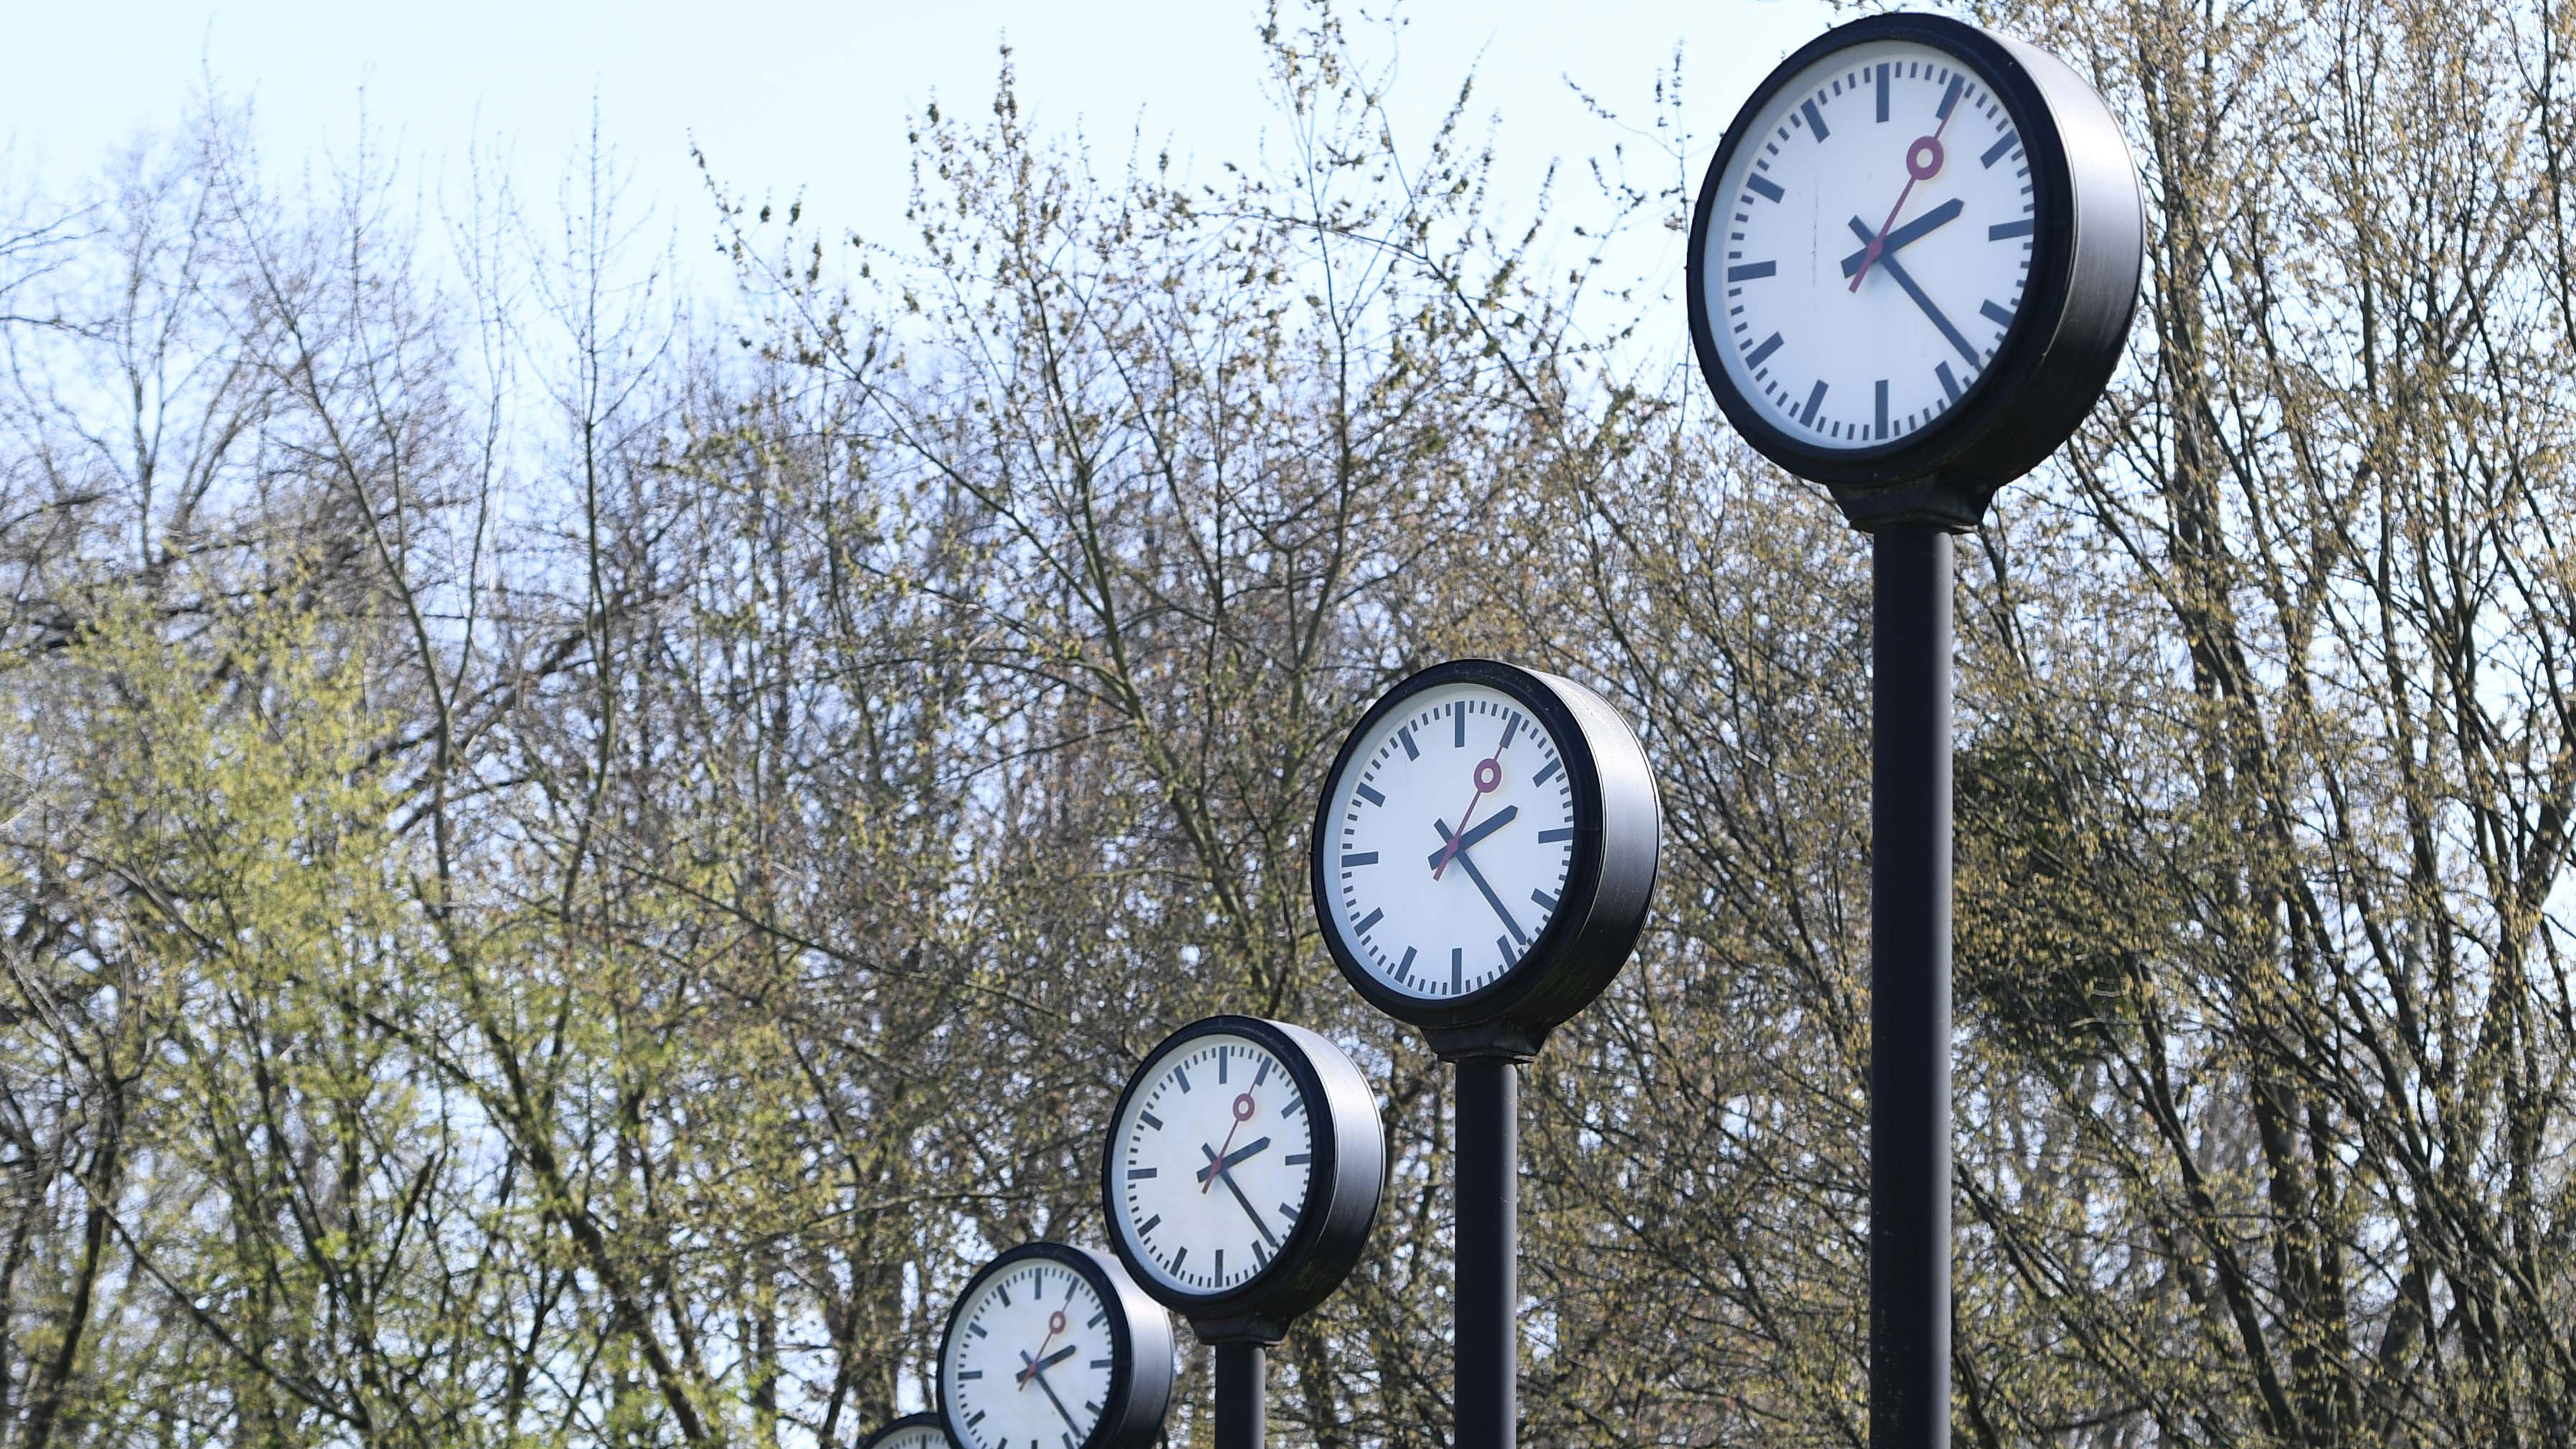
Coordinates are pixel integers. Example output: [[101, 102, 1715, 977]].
[[1686, 15, 2142, 1449]]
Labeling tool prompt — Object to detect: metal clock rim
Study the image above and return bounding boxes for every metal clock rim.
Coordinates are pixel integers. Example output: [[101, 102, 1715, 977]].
[[1308, 658, 1610, 1034], [936, 1241, 1174, 1449], [857, 1412, 951, 1449], [1685, 12, 2078, 489], [1099, 1014, 1383, 1334]]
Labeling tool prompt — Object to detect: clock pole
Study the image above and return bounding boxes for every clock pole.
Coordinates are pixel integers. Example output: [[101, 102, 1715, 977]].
[[1212, 1339, 1266, 1449], [1871, 522, 1951, 1449], [1452, 1052, 1519, 1449]]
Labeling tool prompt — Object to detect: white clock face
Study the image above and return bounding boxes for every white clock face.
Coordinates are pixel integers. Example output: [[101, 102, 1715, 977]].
[[1110, 1033, 1316, 1297], [1322, 682, 1577, 999], [945, 1259, 1116, 1449], [868, 1427, 947, 1449], [1703, 39, 2037, 450]]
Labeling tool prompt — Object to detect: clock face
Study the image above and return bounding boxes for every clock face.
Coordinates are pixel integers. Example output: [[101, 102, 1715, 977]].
[[1108, 1032, 1317, 1298], [1320, 682, 1578, 1000], [943, 1258, 1118, 1449], [1702, 38, 2037, 452]]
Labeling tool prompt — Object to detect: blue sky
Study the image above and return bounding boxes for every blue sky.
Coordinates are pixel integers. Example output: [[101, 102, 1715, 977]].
[[2, 1, 1830, 257]]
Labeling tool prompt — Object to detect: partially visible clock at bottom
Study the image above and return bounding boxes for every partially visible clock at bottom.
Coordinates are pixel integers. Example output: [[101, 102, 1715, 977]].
[[937, 1242, 1174, 1449], [857, 1411, 951, 1449]]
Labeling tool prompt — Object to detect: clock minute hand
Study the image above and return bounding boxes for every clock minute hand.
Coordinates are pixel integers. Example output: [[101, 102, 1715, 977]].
[[1200, 1146, 1281, 1247], [1839, 197, 1962, 277], [1847, 218, 1980, 366], [1434, 819, 1527, 945], [1020, 1353, 1083, 1433], [1423, 804, 1518, 869]]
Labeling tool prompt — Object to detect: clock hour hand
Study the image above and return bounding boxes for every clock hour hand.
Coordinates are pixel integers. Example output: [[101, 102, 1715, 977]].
[[1201, 1145, 1281, 1246], [1839, 197, 1962, 276], [1434, 820, 1527, 945], [1424, 804, 1518, 869], [1846, 217, 1980, 365], [1195, 1136, 1273, 1183], [1020, 1352, 1083, 1432]]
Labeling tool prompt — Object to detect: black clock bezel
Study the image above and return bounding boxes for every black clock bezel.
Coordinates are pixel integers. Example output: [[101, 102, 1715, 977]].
[[936, 1242, 1175, 1449], [1685, 12, 2143, 517], [1099, 1015, 1385, 1342], [1308, 658, 1661, 1056], [857, 1413, 952, 1449]]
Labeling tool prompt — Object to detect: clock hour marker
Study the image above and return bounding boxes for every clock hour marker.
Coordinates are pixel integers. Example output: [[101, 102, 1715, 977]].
[[1538, 827, 1573, 843], [1279, 1095, 1306, 1118], [1746, 172, 1784, 203], [1799, 380, 1829, 427], [1354, 908, 1384, 936], [1355, 782, 1385, 806], [1090, 1358, 1112, 1369], [1532, 758, 1562, 786], [997, 1284, 1011, 1306], [1174, 1066, 1192, 1093], [1285, 1151, 1311, 1165], [1170, 1246, 1188, 1273], [1138, 1214, 1161, 1235], [1395, 945, 1417, 981], [1254, 1058, 1272, 1086], [1215, 1248, 1224, 1281], [1801, 98, 1830, 140], [1727, 261, 1776, 282], [1129, 1167, 1158, 1179], [959, 1369, 983, 1380], [1532, 888, 1560, 912], [1496, 934, 1512, 964], [1744, 331, 1785, 371], [967, 1411, 986, 1428], [1451, 947, 1463, 992], [1980, 299, 2015, 327], [969, 1323, 989, 1338], [1342, 851, 1377, 867], [1087, 1309, 1106, 1328], [1937, 361, 1963, 401], [1140, 1111, 1163, 1130], [1988, 217, 2035, 240], [1453, 705, 1466, 747], [1278, 1203, 1299, 1224], [1982, 131, 2019, 167], [1875, 379, 1890, 440], [1399, 726, 1418, 760], [1875, 62, 1890, 121], [1937, 73, 1964, 119], [1218, 1045, 1228, 1083]]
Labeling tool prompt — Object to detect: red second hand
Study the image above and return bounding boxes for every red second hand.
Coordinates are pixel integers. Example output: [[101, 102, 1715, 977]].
[[1850, 107, 1959, 292], [1016, 1309, 1066, 1388], [1203, 1092, 1255, 1193], [1434, 718, 1521, 881]]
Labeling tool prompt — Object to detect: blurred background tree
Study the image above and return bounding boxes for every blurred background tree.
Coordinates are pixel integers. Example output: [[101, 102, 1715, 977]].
[[4, 1, 2575, 1446]]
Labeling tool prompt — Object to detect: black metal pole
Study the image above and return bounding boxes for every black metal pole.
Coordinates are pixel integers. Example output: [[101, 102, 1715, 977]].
[[1870, 523, 1952, 1449], [1214, 1340, 1266, 1449], [1454, 1056, 1517, 1449]]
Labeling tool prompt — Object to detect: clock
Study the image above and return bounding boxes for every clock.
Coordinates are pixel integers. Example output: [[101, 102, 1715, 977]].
[[936, 1243, 1173, 1449], [1686, 11, 2144, 529], [857, 1413, 952, 1449], [1309, 659, 1660, 1057], [1100, 1016, 1385, 1342]]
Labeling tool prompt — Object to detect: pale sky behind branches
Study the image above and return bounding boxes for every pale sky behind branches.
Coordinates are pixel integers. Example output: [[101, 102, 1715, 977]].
[[0, 0, 1835, 360]]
